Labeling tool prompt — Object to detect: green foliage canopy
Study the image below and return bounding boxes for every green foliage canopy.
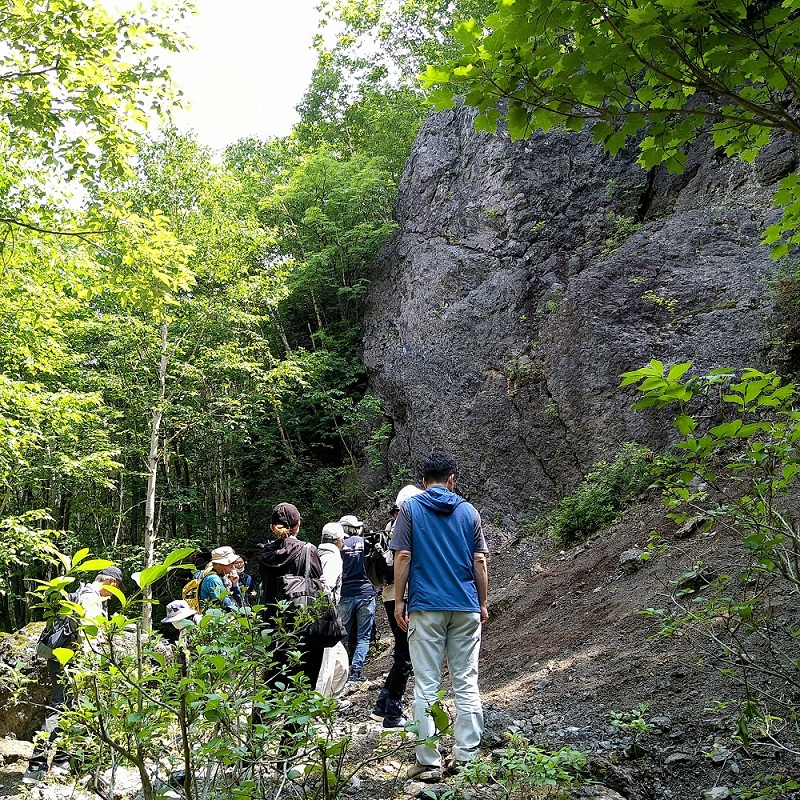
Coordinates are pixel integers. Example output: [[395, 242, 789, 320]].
[[423, 0, 800, 253], [297, 0, 495, 178], [0, 0, 192, 243]]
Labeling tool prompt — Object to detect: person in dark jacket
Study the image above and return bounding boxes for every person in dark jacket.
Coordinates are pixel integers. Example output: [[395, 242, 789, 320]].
[[370, 484, 422, 730], [256, 502, 326, 687], [337, 514, 375, 682]]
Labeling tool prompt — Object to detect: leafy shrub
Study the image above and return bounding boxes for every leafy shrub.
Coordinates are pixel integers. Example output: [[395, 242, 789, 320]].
[[540, 443, 656, 546], [444, 733, 585, 799], [732, 774, 800, 800], [25, 548, 420, 800], [622, 361, 800, 762]]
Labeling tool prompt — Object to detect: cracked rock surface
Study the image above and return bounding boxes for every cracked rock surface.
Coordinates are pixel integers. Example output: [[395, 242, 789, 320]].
[[363, 106, 792, 516]]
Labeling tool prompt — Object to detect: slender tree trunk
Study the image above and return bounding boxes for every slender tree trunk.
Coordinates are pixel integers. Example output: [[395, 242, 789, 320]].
[[274, 320, 291, 353], [142, 320, 168, 633], [310, 289, 324, 332], [275, 412, 297, 462], [180, 448, 192, 539], [214, 439, 229, 540], [113, 471, 125, 548], [163, 440, 177, 542]]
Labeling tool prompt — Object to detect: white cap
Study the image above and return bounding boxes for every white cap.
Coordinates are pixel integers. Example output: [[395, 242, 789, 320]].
[[211, 546, 239, 565], [162, 600, 197, 624], [321, 522, 345, 542], [395, 485, 423, 508]]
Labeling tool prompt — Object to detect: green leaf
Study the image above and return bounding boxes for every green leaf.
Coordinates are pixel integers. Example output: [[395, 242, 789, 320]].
[[163, 548, 195, 568], [666, 362, 692, 383], [430, 700, 450, 734], [723, 393, 745, 407], [710, 420, 742, 438], [592, 121, 614, 144], [604, 132, 626, 155], [506, 103, 530, 141], [208, 655, 227, 673], [135, 565, 168, 588], [674, 415, 697, 435], [103, 585, 127, 606], [420, 65, 453, 88], [638, 377, 667, 391], [425, 87, 456, 111], [53, 647, 75, 665], [78, 559, 115, 572]]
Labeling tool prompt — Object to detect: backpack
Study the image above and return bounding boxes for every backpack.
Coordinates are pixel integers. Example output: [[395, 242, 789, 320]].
[[365, 528, 394, 587], [278, 544, 347, 647], [182, 566, 214, 612], [37, 591, 80, 660]]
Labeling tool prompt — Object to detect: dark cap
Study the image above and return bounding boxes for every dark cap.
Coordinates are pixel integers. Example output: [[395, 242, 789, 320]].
[[98, 566, 124, 584], [271, 502, 301, 528]]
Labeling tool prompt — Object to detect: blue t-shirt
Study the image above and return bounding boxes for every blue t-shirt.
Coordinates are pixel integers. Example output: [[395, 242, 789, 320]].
[[340, 536, 375, 599], [391, 486, 487, 613]]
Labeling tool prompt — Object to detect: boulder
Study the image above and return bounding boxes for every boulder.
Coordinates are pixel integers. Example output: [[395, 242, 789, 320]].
[[0, 623, 50, 739], [619, 549, 648, 573], [0, 736, 34, 764]]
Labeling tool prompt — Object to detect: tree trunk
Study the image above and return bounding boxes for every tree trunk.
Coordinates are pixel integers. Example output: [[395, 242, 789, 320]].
[[310, 288, 323, 331], [113, 470, 125, 548], [142, 320, 169, 633], [214, 439, 230, 540]]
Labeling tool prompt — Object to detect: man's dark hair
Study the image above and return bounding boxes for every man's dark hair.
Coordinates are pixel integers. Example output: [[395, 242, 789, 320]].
[[422, 451, 458, 484]]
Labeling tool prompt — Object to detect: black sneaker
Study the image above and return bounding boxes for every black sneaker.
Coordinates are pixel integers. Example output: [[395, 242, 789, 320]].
[[382, 714, 409, 731], [371, 687, 389, 720], [22, 768, 47, 785]]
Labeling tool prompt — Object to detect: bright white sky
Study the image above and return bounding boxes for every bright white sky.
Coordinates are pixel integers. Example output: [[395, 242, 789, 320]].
[[167, 0, 324, 151]]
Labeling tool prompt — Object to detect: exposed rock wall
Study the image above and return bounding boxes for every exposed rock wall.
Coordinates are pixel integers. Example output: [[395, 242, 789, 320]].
[[0, 624, 49, 739], [363, 107, 797, 518]]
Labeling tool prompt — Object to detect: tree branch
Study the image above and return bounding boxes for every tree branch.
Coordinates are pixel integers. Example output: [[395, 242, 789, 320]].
[[0, 217, 115, 237]]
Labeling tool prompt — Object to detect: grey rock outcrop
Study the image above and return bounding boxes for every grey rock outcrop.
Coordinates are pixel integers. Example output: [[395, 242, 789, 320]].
[[0, 623, 49, 739], [363, 107, 795, 516]]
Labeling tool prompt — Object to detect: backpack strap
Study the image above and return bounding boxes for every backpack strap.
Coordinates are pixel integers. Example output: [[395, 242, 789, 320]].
[[300, 542, 312, 579], [197, 564, 215, 595]]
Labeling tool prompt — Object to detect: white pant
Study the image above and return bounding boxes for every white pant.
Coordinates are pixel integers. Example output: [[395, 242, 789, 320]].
[[407, 610, 483, 766]]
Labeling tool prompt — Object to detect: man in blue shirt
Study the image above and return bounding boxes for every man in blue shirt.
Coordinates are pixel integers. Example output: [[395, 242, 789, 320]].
[[337, 514, 376, 682], [392, 451, 489, 782]]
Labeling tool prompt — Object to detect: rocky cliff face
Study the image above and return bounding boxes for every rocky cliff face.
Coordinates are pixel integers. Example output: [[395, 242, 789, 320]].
[[363, 107, 798, 518], [0, 624, 49, 739]]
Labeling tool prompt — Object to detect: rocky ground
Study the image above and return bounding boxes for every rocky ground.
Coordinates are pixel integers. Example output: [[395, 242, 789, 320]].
[[2, 499, 799, 800]]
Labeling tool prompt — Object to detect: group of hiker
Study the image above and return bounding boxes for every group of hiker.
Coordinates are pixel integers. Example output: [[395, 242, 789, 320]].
[[25, 450, 489, 786]]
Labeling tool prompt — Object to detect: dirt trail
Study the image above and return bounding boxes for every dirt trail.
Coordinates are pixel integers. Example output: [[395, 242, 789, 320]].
[[4, 501, 798, 799]]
